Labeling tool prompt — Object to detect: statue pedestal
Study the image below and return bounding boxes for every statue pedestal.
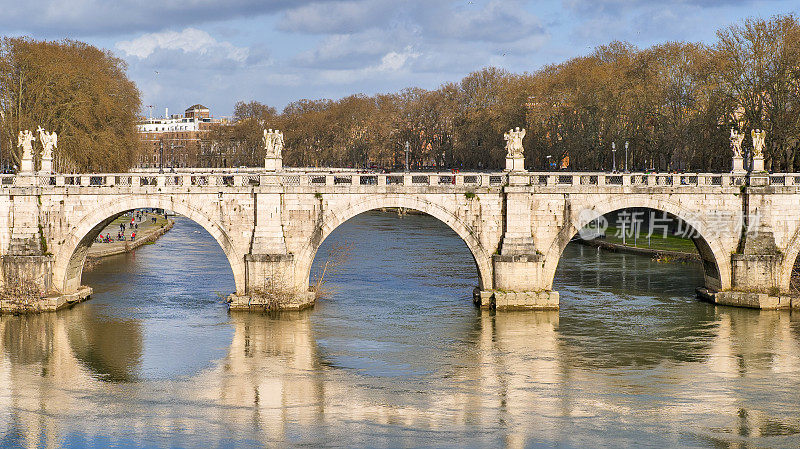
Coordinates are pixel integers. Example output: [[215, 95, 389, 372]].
[[40, 157, 53, 174], [504, 156, 524, 172], [19, 156, 34, 173], [264, 157, 282, 172], [752, 156, 765, 173], [732, 156, 745, 174]]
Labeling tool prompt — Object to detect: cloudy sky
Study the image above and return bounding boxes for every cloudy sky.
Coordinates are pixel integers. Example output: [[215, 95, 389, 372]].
[[1, 0, 797, 117]]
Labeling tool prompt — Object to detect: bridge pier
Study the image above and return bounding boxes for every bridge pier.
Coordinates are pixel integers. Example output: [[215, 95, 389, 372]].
[[711, 253, 793, 308], [473, 255, 559, 310], [475, 173, 560, 310], [228, 253, 315, 311], [0, 186, 91, 312], [709, 183, 796, 309]]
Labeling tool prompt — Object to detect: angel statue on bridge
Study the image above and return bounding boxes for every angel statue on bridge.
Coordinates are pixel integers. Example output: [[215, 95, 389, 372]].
[[17, 130, 35, 168], [504, 127, 526, 158], [730, 128, 745, 158], [36, 127, 57, 161]]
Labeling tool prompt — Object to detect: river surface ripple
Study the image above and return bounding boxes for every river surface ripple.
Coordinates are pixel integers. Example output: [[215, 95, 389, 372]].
[[0, 212, 798, 448]]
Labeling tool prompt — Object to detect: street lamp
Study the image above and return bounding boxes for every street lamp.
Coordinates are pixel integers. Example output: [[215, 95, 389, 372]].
[[546, 155, 552, 170], [625, 140, 629, 173], [159, 140, 164, 174], [612, 142, 617, 172], [404, 141, 409, 172]]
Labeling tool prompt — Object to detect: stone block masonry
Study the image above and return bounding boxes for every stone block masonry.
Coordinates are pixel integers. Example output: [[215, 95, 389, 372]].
[[0, 170, 798, 313]]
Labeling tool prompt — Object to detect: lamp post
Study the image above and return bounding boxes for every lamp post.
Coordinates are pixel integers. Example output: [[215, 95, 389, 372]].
[[612, 142, 617, 172], [159, 140, 164, 174], [625, 140, 629, 173], [404, 141, 409, 172]]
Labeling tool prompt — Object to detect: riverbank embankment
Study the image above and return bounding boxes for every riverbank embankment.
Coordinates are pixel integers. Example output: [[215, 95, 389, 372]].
[[573, 237, 700, 263], [87, 213, 174, 260]]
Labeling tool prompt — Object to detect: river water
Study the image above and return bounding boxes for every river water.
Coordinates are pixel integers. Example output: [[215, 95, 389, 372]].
[[0, 212, 798, 448]]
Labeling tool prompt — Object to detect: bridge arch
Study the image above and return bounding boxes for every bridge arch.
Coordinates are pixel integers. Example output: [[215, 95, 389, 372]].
[[778, 226, 800, 293], [542, 196, 733, 293], [294, 195, 494, 293], [51, 195, 247, 296]]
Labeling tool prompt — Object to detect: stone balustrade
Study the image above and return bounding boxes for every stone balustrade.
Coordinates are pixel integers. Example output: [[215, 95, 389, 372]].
[[5, 170, 800, 191]]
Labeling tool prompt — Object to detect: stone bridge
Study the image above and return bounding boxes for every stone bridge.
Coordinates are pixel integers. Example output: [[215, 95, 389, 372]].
[[1, 168, 800, 312]]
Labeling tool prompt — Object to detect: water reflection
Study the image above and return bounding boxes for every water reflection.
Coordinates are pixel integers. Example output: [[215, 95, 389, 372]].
[[217, 311, 324, 442], [1, 303, 797, 448], [0, 213, 796, 448]]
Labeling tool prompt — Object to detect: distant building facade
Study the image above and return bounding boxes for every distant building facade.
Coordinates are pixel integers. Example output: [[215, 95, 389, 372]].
[[137, 105, 228, 168]]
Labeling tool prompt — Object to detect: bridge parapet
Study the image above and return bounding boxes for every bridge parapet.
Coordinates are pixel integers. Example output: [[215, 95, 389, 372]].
[[0, 171, 509, 190], [5, 170, 800, 192], [526, 172, 752, 189]]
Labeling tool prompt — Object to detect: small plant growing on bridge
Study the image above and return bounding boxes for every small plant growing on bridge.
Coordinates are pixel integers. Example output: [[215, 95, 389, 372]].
[[38, 224, 50, 255], [311, 242, 353, 299], [464, 191, 477, 200]]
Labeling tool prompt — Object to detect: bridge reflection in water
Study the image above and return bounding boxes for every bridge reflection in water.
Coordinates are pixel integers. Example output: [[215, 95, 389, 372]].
[[0, 214, 797, 448]]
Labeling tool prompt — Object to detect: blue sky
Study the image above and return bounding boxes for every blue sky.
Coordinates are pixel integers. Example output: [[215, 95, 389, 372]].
[[0, 0, 797, 117]]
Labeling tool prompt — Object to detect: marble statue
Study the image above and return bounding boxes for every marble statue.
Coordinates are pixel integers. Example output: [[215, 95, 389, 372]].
[[730, 128, 745, 158], [36, 127, 57, 161], [751, 129, 766, 158], [17, 130, 35, 163], [262, 128, 270, 151], [504, 127, 526, 158], [263, 129, 284, 159]]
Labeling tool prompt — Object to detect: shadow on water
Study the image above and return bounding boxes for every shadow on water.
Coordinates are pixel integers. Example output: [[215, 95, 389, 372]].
[[38, 217, 235, 382], [553, 242, 724, 368], [310, 210, 483, 379]]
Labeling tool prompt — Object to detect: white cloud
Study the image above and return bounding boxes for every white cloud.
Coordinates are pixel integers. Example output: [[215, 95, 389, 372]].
[[315, 46, 420, 84], [376, 47, 420, 71], [116, 28, 249, 63]]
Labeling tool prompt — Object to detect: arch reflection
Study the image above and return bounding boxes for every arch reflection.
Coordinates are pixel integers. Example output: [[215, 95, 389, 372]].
[[0, 290, 796, 446]]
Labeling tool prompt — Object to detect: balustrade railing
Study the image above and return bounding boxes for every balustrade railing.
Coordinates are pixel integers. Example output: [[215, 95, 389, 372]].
[[6, 170, 800, 191], [386, 175, 403, 185]]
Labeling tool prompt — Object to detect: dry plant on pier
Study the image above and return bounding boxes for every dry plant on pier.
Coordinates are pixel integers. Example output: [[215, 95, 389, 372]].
[[311, 242, 353, 299], [0, 279, 43, 310], [248, 287, 298, 310]]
